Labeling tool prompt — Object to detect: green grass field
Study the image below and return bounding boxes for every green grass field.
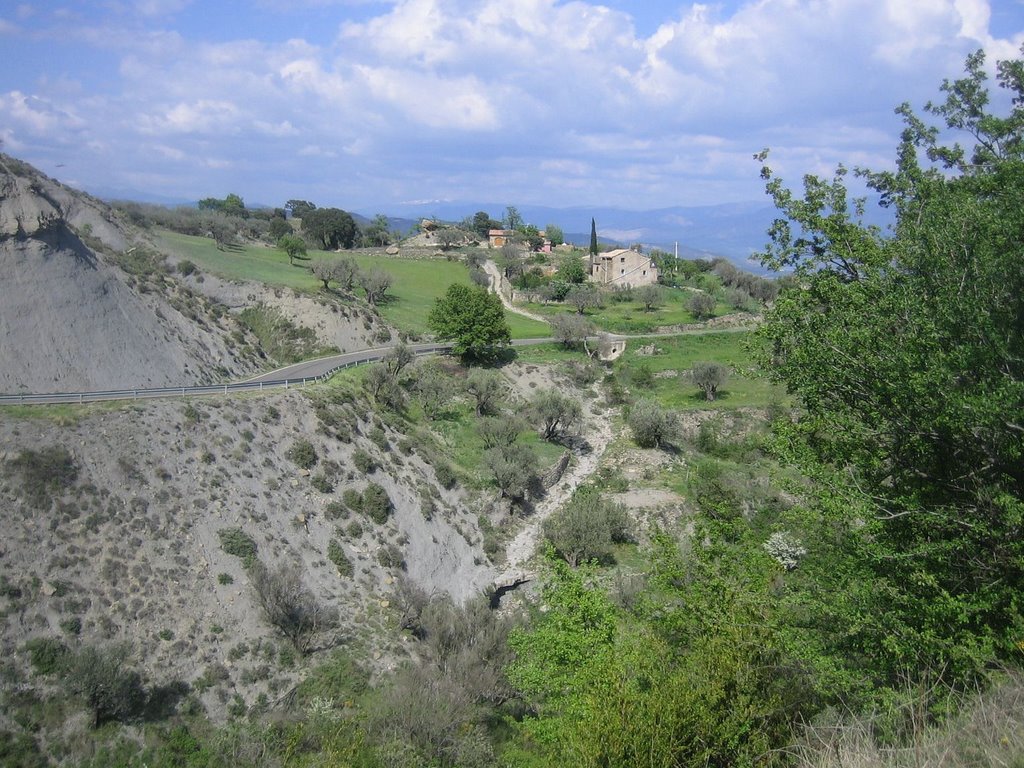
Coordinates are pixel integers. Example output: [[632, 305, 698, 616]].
[[512, 332, 784, 409], [157, 231, 550, 339], [518, 287, 734, 333], [615, 330, 786, 409]]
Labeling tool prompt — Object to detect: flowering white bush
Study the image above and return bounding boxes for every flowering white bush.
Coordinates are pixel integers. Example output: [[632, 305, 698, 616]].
[[763, 531, 808, 571]]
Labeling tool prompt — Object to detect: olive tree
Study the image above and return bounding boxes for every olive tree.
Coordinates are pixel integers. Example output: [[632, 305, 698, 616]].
[[687, 291, 716, 320], [530, 389, 582, 442], [628, 398, 680, 449], [689, 361, 729, 401]]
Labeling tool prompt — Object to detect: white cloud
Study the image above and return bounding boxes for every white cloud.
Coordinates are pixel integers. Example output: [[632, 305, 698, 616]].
[[2, 0, 1020, 209], [354, 66, 499, 130], [0, 91, 84, 135], [255, 119, 299, 137], [139, 99, 241, 134]]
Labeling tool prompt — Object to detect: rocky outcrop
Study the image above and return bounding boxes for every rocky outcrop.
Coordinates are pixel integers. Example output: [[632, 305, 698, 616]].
[[0, 153, 256, 393]]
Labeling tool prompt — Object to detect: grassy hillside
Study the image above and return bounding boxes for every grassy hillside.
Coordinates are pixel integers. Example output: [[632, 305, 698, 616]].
[[516, 331, 784, 410], [157, 231, 550, 340], [518, 286, 735, 333]]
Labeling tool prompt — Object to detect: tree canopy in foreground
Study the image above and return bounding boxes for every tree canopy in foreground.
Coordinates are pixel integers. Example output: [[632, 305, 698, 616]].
[[756, 46, 1024, 685]]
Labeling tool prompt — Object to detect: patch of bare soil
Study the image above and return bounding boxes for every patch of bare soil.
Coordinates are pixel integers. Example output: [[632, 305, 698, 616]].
[[0, 389, 494, 718], [179, 270, 388, 354], [0, 155, 260, 393], [495, 370, 616, 585]]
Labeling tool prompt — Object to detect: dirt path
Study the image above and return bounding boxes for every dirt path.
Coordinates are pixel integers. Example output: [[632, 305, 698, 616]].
[[483, 259, 549, 323], [496, 396, 616, 586]]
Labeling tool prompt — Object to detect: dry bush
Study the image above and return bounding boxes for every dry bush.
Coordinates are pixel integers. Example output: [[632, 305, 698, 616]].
[[250, 561, 337, 654], [792, 670, 1024, 768]]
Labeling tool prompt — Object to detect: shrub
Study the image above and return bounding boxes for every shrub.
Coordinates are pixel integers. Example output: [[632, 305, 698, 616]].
[[24, 637, 69, 676], [342, 488, 363, 512], [369, 426, 390, 451], [287, 440, 318, 470], [352, 448, 376, 474], [177, 259, 198, 276], [217, 573, 234, 585], [325, 501, 349, 520], [346, 520, 364, 539], [478, 416, 522, 450], [628, 399, 680, 449], [434, 461, 458, 490], [59, 617, 82, 636], [327, 540, 354, 578], [362, 483, 392, 524], [311, 473, 334, 493], [688, 291, 717, 319], [250, 561, 337, 654], [376, 544, 406, 570], [64, 644, 147, 727], [218, 528, 258, 565], [9, 446, 78, 509]]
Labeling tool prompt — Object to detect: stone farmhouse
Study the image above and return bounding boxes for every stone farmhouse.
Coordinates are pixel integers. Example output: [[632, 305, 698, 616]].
[[589, 247, 659, 287]]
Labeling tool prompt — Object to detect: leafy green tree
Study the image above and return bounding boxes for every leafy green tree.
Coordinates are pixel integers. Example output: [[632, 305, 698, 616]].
[[427, 284, 511, 361], [507, 557, 617, 709], [566, 283, 603, 315], [504, 205, 523, 230], [285, 199, 316, 219], [558, 255, 586, 284], [472, 210, 500, 239], [543, 487, 632, 567], [634, 283, 664, 311], [687, 290, 716, 319], [302, 207, 358, 250], [545, 223, 565, 247], [530, 389, 582, 442], [362, 213, 392, 247], [689, 361, 729, 401], [755, 47, 1024, 684], [358, 268, 393, 305], [278, 234, 307, 266], [268, 216, 291, 241], [198, 192, 247, 218]]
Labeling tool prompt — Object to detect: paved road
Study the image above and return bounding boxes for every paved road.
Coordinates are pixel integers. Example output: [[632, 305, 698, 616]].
[[0, 338, 554, 406]]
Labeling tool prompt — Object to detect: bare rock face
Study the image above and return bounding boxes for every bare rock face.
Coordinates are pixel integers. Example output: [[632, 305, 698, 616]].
[[0, 154, 254, 393]]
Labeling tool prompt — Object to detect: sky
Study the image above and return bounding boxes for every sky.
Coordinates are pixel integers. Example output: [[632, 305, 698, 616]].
[[2, 0, 1023, 215]]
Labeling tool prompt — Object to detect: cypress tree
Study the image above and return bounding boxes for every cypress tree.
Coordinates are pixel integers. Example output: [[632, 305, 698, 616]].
[[589, 218, 598, 256]]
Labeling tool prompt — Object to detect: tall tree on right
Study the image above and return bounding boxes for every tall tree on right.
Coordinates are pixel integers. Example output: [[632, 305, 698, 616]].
[[589, 217, 598, 256], [756, 47, 1024, 686]]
